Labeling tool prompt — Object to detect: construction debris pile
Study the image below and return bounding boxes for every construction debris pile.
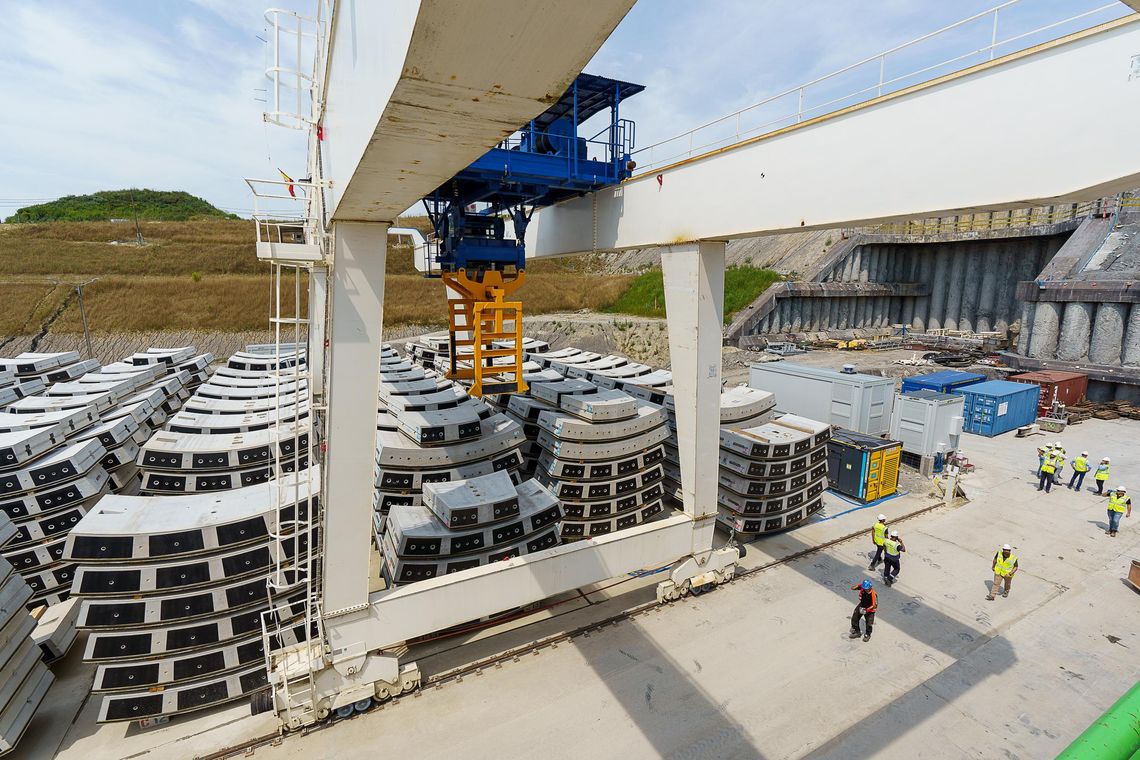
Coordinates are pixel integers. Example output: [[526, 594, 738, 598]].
[[1071, 399, 1140, 421]]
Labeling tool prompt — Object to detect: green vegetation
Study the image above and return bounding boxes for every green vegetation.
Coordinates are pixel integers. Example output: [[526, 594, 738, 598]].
[[2, 213, 788, 336], [604, 265, 781, 323], [0, 219, 635, 335], [5, 189, 234, 223]]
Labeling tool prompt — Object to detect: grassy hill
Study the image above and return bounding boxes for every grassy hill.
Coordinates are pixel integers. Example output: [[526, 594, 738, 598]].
[[0, 219, 634, 336], [5, 190, 234, 224], [0, 218, 782, 339]]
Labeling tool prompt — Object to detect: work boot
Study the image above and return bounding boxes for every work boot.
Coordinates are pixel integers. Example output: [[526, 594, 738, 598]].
[[849, 630, 860, 639], [985, 594, 994, 601], [862, 634, 870, 642], [1002, 590, 1008, 598]]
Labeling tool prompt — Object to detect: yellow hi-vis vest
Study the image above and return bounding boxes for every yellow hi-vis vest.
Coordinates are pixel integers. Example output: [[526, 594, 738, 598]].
[[873, 522, 887, 546], [883, 537, 901, 558], [1040, 455, 1056, 475], [1096, 464, 1110, 481], [1073, 456, 1089, 473], [1053, 453, 1066, 470], [1108, 494, 1128, 514], [994, 552, 1017, 577]]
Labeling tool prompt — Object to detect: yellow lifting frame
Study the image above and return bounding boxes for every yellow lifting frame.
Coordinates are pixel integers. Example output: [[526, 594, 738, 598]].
[[441, 269, 528, 397]]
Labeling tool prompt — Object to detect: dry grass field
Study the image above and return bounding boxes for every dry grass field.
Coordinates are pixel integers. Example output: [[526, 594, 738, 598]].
[[0, 219, 634, 339]]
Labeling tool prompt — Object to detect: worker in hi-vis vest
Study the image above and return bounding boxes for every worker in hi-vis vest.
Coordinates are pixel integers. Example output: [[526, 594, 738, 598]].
[[1106, 486, 1131, 537], [1094, 457, 1111, 495], [1037, 443, 1053, 476], [1037, 450, 1057, 493], [1068, 451, 1090, 491], [986, 544, 1018, 600], [881, 529, 905, 586], [1051, 444, 1066, 484], [867, 514, 888, 571], [849, 579, 877, 642]]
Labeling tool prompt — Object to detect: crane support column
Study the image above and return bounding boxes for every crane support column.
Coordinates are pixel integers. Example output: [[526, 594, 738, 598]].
[[322, 222, 388, 616], [657, 240, 739, 598]]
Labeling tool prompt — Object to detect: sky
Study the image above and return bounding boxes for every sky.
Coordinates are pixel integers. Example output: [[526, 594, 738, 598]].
[[0, 0, 1129, 220]]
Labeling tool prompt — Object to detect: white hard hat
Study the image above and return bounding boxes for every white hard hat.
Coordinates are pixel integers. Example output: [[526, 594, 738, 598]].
[[1116, 485, 1127, 492], [889, 529, 899, 537], [1002, 543, 1012, 551], [1081, 451, 1088, 456], [1054, 441, 1062, 447], [1104, 457, 1111, 463], [877, 514, 886, 521]]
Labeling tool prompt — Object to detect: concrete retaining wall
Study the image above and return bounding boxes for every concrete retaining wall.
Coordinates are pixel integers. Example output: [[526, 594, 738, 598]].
[[749, 234, 1066, 339]]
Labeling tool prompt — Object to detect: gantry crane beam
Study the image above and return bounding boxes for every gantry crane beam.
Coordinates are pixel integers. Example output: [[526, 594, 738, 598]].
[[527, 16, 1140, 258]]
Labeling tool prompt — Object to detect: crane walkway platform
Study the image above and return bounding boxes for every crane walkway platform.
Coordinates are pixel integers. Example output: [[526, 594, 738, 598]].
[[11, 419, 1140, 759]]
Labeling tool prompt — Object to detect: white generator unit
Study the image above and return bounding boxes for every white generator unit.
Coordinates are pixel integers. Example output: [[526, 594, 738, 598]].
[[889, 390, 965, 457], [749, 362, 895, 436]]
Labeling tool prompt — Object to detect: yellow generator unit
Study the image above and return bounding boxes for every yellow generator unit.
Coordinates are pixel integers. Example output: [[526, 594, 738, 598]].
[[826, 428, 902, 503]]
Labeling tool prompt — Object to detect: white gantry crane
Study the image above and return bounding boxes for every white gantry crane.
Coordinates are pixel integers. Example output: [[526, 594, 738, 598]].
[[247, 0, 1140, 727]]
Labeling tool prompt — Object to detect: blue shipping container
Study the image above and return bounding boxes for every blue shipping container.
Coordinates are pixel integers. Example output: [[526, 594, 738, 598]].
[[900, 370, 986, 394], [953, 380, 1041, 437]]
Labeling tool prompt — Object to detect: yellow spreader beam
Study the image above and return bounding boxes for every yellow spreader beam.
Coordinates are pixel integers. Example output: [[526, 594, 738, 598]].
[[441, 269, 528, 397]]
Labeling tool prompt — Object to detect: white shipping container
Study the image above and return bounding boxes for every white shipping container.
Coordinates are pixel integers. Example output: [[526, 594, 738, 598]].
[[749, 362, 895, 435], [889, 390, 964, 456]]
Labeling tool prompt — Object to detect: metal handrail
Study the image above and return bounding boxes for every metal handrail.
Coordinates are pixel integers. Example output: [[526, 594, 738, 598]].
[[850, 196, 1118, 237], [631, 0, 1126, 174]]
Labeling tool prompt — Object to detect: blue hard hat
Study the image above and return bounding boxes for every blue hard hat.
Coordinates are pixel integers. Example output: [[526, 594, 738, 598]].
[[861, 579, 873, 590]]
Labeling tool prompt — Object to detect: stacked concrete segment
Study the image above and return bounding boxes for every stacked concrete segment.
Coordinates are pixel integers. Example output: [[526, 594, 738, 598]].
[[146, 351, 308, 495], [528, 378, 671, 540], [0, 511, 54, 756], [373, 350, 527, 517], [61, 471, 318, 722], [0, 411, 111, 607], [0, 352, 86, 408], [711, 416, 831, 535], [380, 471, 561, 585]]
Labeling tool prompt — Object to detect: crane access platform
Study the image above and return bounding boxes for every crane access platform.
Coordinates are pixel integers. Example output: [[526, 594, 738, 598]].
[[418, 73, 644, 396]]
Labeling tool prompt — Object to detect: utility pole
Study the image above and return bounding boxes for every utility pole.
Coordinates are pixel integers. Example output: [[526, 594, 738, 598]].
[[50, 277, 98, 359]]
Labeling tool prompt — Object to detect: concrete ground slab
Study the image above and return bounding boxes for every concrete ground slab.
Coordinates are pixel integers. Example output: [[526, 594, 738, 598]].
[[13, 419, 1138, 759]]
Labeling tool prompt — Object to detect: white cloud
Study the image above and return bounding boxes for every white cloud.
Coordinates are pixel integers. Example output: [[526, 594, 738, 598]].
[[0, 0, 309, 217], [0, 0, 1127, 218]]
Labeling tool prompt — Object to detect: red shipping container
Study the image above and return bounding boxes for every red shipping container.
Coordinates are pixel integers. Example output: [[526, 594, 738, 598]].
[[1009, 370, 1088, 415]]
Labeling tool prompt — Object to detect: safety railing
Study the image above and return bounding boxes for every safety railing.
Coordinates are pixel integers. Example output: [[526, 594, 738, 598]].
[[245, 177, 324, 262], [493, 117, 637, 183], [264, 8, 319, 130], [852, 196, 1118, 237], [631, 0, 1128, 174]]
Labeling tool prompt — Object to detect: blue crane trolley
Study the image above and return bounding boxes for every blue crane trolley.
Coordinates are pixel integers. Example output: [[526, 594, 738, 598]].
[[420, 73, 644, 395]]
